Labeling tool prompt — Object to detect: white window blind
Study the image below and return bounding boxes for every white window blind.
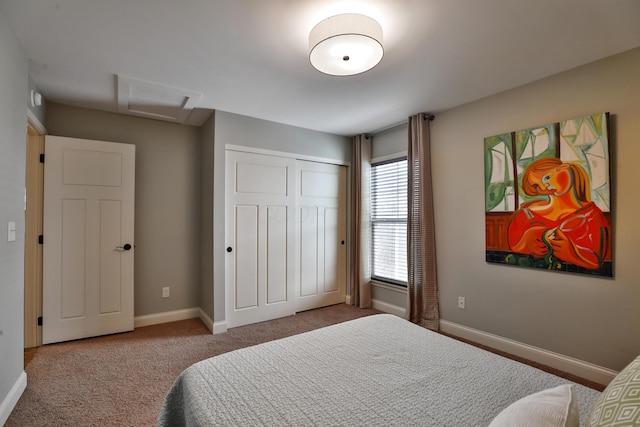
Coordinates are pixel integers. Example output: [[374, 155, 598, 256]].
[[371, 159, 408, 285]]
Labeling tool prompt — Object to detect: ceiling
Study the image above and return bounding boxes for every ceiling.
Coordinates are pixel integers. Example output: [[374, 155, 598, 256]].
[[2, 0, 640, 136]]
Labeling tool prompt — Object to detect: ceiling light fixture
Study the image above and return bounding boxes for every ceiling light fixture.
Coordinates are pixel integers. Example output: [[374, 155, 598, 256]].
[[309, 13, 383, 76]]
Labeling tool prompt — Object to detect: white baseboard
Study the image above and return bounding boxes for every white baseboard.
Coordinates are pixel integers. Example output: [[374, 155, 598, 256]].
[[440, 320, 617, 386], [134, 307, 222, 335], [371, 299, 407, 318], [213, 320, 227, 334], [134, 307, 200, 328], [343, 295, 406, 318], [199, 309, 214, 333], [0, 371, 26, 426]]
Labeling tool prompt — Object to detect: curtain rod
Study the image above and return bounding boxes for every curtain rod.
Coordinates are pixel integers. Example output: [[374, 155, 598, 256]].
[[369, 113, 436, 135]]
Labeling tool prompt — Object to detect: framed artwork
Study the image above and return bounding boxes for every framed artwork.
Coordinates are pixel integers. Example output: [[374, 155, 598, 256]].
[[484, 112, 612, 277]]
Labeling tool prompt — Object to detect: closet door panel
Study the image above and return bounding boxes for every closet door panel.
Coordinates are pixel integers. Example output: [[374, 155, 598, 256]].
[[234, 205, 259, 310], [296, 161, 347, 312], [266, 205, 288, 304], [226, 151, 296, 328]]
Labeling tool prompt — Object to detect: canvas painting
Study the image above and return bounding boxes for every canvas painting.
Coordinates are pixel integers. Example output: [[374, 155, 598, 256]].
[[484, 113, 612, 277]]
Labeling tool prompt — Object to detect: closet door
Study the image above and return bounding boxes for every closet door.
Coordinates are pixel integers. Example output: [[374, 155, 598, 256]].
[[225, 151, 296, 328], [296, 160, 347, 312]]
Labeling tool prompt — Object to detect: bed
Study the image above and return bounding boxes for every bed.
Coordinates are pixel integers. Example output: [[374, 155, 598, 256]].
[[157, 314, 605, 426]]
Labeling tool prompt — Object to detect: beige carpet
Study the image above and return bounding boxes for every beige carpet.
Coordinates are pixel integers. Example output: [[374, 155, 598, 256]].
[[7, 304, 602, 426], [7, 304, 381, 427]]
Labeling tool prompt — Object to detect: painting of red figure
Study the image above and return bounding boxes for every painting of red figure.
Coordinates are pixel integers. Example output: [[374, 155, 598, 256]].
[[484, 113, 612, 277]]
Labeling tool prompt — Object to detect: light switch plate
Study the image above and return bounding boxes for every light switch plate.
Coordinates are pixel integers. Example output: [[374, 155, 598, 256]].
[[7, 221, 16, 242]]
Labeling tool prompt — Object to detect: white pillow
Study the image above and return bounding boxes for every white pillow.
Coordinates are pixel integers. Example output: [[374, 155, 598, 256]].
[[489, 384, 579, 427]]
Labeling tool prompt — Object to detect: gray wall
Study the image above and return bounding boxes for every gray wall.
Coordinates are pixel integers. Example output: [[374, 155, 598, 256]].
[[45, 103, 203, 317], [0, 13, 27, 415], [372, 123, 407, 159], [42, 106, 351, 326], [429, 47, 640, 371], [215, 110, 352, 161], [199, 113, 215, 320], [212, 110, 352, 322]]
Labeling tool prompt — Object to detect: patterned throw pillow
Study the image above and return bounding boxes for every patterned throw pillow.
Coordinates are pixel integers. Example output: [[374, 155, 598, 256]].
[[587, 355, 640, 426]]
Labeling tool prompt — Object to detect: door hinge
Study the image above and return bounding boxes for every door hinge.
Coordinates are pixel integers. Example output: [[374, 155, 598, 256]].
[[37, 316, 43, 326], [39, 153, 45, 163], [38, 235, 44, 244]]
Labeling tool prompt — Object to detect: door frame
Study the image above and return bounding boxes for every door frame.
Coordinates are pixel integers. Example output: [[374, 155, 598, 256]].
[[24, 112, 46, 348]]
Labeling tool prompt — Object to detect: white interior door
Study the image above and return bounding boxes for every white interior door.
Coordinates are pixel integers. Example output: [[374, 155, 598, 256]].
[[225, 150, 296, 328], [296, 160, 347, 312], [43, 135, 135, 344]]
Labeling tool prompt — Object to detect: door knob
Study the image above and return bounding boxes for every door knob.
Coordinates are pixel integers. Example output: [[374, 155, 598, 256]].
[[227, 247, 233, 253], [116, 243, 132, 251]]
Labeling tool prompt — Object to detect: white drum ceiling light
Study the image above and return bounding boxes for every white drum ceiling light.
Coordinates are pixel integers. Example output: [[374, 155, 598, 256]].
[[309, 13, 384, 76]]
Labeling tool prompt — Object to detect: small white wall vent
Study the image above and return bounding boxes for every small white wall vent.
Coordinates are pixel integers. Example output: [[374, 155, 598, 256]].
[[116, 75, 202, 123]]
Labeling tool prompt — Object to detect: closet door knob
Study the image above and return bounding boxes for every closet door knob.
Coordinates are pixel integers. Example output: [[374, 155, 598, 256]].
[[226, 247, 233, 253]]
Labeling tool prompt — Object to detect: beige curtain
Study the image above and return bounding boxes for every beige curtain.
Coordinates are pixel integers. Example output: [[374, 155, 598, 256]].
[[350, 134, 372, 308], [406, 113, 440, 330]]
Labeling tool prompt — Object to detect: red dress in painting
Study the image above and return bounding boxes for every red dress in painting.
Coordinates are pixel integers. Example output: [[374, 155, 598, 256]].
[[507, 201, 609, 269]]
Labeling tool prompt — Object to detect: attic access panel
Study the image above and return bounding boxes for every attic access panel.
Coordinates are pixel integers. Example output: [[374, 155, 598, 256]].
[[116, 75, 202, 124]]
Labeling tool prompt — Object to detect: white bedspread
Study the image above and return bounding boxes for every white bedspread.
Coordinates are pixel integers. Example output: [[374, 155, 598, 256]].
[[157, 314, 600, 426]]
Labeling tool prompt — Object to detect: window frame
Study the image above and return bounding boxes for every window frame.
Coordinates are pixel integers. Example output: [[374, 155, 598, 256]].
[[370, 155, 408, 288]]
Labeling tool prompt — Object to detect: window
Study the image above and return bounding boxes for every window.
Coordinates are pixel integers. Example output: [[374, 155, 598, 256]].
[[371, 158, 407, 285]]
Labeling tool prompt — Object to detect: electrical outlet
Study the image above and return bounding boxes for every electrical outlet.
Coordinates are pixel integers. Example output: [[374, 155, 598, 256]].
[[457, 296, 466, 309], [162, 287, 170, 298]]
